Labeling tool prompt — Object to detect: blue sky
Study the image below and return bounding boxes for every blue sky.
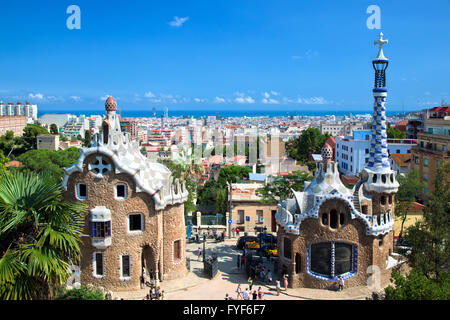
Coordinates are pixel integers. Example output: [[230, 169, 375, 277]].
[[0, 0, 449, 113]]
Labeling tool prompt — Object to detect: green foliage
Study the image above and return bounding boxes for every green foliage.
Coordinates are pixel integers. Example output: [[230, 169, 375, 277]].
[[49, 124, 58, 135], [21, 124, 49, 150], [197, 179, 224, 206], [0, 131, 23, 158], [387, 125, 406, 139], [216, 188, 227, 214], [0, 171, 87, 300], [82, 130, 92, 148], [217, 165, 252, 187], [55, 286, 105, 300], [257, 171, 313, 204], [287, 127, 330, 163], [0, 149, 9, 174], [395, 169, 425, 239], [405, 163, 450, 279], [384, 268, 450, 300], [17, 148, 80, 185]]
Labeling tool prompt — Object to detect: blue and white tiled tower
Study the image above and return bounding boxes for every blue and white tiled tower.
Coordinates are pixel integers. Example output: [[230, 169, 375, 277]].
[[361, 33, 399, 194]]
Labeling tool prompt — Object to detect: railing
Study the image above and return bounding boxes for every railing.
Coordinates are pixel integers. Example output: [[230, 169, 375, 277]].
[[200, 214, 226, 226]]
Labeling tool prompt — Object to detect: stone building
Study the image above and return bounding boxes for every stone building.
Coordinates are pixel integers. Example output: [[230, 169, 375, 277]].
[[275, 33, 399, 289], [62, 96, 189, 292]]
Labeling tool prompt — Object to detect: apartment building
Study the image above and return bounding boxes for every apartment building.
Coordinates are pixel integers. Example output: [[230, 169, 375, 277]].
[[410, 106, 450, 201], [336, 129, 417, 176]]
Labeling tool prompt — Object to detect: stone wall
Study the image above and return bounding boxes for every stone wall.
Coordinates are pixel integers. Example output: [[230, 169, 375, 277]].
[[277, 198, 393, 289], [64, 153, 187, 291]]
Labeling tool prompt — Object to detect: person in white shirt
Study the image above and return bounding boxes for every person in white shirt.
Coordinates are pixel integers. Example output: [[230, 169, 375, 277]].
[[242, 288, 250, 300]]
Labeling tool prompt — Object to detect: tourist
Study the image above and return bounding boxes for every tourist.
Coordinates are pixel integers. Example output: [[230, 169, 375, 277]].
[[276, 280, 281, 296], [257, 287, 264, 300], [248, 277, 253, 291], [236, 284, 242, 300], [161, 290, 165, 300], [252, 290, 258, 300], [232, 227, 235, 237], [338, 276, 344, 291], [243, 288, 250, 300], [155, 286, 161, 300], [283, 274, 289, 291], [197, 246, 202, 261], [267, 269, 272, 284], [236, 227, 240, 237], [225, 293, 233, 300]]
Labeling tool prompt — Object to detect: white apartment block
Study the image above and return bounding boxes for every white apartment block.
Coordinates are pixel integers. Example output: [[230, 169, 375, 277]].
[[335, 129, 417, 176], [0, 101, 37, 122]]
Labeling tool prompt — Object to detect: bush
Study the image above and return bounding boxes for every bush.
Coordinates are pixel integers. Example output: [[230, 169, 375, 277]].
[[384, 268, 450, 300], [55, 286, 105, 300]]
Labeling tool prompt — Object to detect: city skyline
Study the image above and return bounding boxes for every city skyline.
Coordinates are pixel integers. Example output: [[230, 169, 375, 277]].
[[1, 0, 449, 112]]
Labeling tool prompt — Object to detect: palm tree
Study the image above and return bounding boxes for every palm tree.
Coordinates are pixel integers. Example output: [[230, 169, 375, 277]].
[[0, 171, 86, 300]]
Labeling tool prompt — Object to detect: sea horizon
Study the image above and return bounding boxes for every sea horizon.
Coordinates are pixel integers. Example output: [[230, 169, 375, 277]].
[[37, 107, 411, 119]]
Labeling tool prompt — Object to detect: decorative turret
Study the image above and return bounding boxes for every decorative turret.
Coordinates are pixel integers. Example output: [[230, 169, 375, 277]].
[[361, 32, 398, 194]]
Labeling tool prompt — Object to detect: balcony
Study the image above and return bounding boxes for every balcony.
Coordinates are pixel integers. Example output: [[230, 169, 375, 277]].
[[412, 145, 450, 158]]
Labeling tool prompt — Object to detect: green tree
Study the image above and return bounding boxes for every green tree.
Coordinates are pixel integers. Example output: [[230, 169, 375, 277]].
[[257, 171, 313, 204], [21, 124, 49, 150], [287, 127, 330, 163], [0, 171, 86, 300], [387, 124, 406, 139], [55, 285, 105, 300], [17, 148, 80, 185], [384, 268, 450, 300], [216, 188, 227, 214], [197, 180, 224, 206], [405, 163, 450, 279], [49, 124, 58, 135], [396, 169, 425, 240], [83, 130, 92, 148], [217, 165, 252, 187]]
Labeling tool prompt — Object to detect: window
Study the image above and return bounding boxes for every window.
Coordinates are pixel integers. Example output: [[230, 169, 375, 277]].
[[388, 195, 393, 204], [90, 221, 111, 238], [128, 214, 143, 231], [173, 240, 182, 261], [396, 149, 400, 154], [423, 173, 428, 182], [321, 213, 328, 226], [121, 255, 131, 278], [77, 183, 87, 199], [423, 187, 428, 195], [414, 156, 419, 164], [339, 213, 345, 226], [361, 205, 368, 214], [330, 210, 338, 229], [437, 160, 441, 167], [381, 196, 386, 205], [115, 184, 127, 199], [94, 252, 104, 276], [256, 210, 263, 224], [365, 148, 369, 154], [283, 237, 292, 260], [238, 210, 245, 224], [309, 242, 356, 279], [424, 158, 428, 167]]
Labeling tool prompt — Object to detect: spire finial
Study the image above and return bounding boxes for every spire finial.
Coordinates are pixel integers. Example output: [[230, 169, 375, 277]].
[[374, 32, 388, 60]]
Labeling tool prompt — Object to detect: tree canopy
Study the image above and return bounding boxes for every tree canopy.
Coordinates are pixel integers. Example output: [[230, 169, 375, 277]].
[[257, 170, 313, 204], [286, 127, 330, 163], [17, 147, 80, 185]]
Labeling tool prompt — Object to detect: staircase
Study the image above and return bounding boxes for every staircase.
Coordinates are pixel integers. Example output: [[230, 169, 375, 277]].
[[352, 180, 362, 212]]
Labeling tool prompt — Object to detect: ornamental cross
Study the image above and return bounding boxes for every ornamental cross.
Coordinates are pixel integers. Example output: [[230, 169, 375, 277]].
[[374, 32, 388, 59]]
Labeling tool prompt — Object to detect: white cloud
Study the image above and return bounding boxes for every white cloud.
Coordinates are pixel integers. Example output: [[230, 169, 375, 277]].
[[297, 96, 328, 105], [160, 93, 173, 99], [100, 94, 111, 101], [262, 98, 279, 104], [194, 97, 207, 103], [235, 96, 255, 104], [144, 91, 156, 98], [169, 16, 189, 27], [270, 90, 279, 96], [29, 93, 44, 100], [70, 95, 81, 101], [263, 92, 270, 99], [214, 97, 226, 103]]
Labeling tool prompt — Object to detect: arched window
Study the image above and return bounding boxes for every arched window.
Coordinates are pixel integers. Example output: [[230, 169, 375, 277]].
[[339, 213, 345, 226], [330, 210, 338, 229], [321, 213, 328, 226], [381, 174, 387, 183], [388, 195, 393, 204], [381, 196, 386, 205], [308, 242, 357, 279], [372, 174, 377, 183]]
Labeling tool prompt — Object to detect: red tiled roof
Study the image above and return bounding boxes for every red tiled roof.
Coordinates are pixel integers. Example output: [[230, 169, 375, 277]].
[[390, 153, 411, 167]]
